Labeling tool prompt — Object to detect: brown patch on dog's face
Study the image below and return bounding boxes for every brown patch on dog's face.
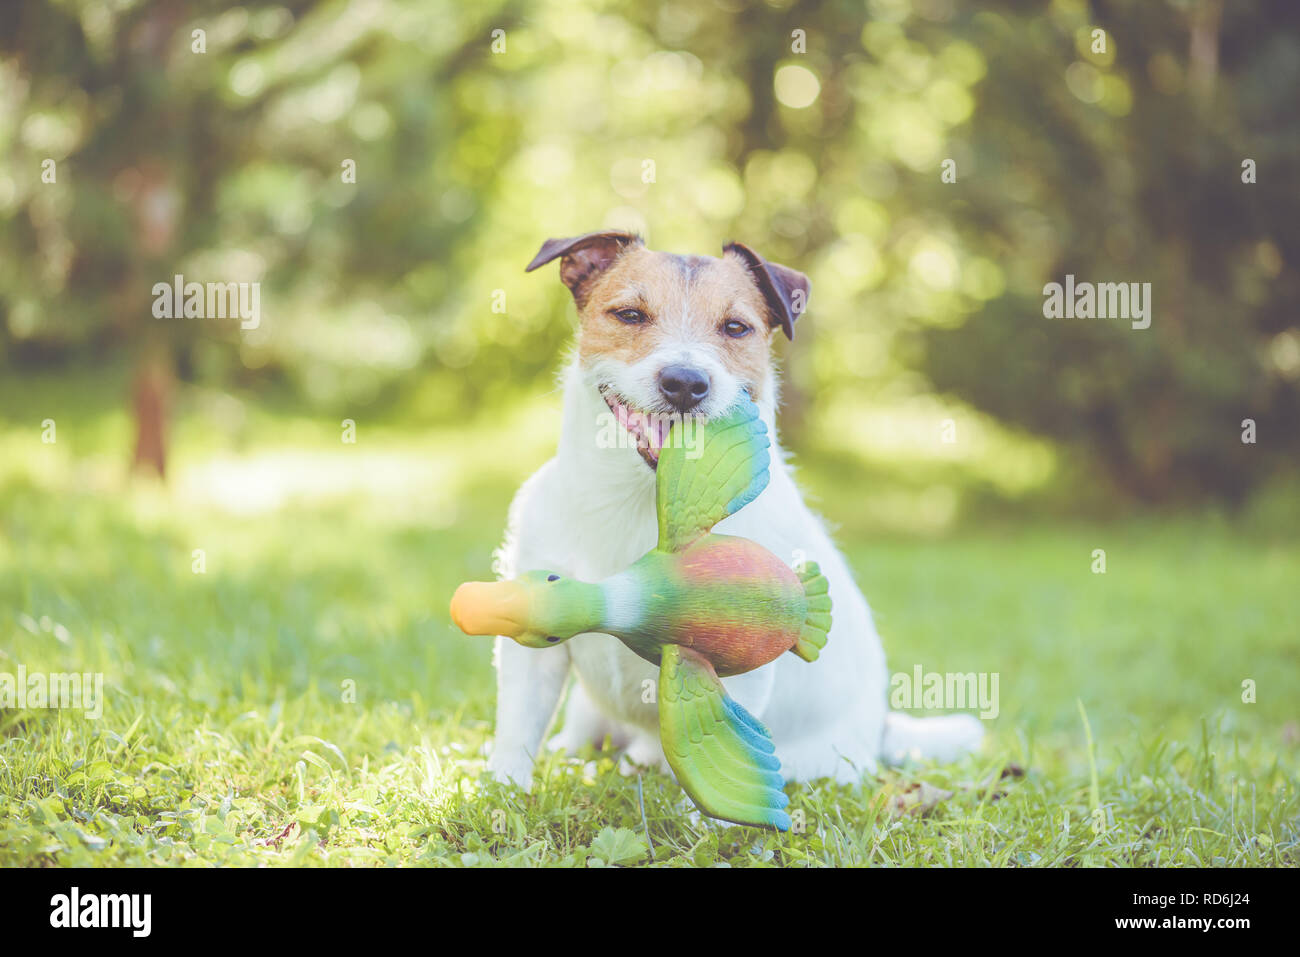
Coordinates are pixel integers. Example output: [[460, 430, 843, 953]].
[[575, 247, 776, 401]]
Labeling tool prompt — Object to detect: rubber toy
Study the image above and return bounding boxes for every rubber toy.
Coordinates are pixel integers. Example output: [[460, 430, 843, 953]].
[[449, 393, 831, 830]]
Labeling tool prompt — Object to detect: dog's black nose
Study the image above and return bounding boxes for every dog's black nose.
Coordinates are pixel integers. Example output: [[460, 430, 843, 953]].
[[658, 365, 710, 412]]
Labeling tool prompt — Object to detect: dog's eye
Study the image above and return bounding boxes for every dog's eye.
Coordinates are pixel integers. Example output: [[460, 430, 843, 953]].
[[612, 308, 648, 325], [547, 574, 560, 582], [721, 319, 752, 339]]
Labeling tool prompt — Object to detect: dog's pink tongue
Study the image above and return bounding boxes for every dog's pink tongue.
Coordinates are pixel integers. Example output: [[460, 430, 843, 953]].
[[610, 398, 670, 464], [615, 403, 648, 439], [648, 415, 671, 452]]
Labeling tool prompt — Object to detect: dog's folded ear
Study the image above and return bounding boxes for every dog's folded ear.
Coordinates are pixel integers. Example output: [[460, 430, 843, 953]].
[[525, 231, 642, 308], [723, 242, 810, 341]]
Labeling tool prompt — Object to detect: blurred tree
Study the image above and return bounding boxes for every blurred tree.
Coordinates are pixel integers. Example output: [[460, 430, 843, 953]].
[[0, 0, 527, 415], [911, 0, 1300, 502]]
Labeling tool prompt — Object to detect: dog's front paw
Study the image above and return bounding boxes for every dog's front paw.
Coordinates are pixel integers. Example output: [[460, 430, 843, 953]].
[[486, 749, 536, 791]]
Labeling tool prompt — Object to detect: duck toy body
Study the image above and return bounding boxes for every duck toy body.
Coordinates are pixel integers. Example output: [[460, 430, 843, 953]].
[[450, 393, 831, 830]]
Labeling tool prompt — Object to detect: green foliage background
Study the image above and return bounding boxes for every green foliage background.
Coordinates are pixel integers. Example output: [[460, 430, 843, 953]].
[[2, 0, 1297, 512]]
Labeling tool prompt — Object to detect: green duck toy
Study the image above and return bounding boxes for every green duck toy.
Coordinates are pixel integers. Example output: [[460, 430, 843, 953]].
[[450, 393, 831, 830]]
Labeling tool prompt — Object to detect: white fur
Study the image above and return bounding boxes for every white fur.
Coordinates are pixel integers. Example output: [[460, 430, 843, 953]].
[[486, 346, 983, 789]]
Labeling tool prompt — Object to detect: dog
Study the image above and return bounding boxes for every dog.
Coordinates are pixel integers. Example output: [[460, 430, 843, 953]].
[[486, 230, 983, 790]]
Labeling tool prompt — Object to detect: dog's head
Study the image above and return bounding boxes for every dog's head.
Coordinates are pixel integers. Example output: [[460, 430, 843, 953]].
[[526, 231, 809, 468]]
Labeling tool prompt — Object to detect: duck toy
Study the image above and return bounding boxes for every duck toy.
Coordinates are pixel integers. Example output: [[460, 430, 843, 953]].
[[449, 393, 831, 830]]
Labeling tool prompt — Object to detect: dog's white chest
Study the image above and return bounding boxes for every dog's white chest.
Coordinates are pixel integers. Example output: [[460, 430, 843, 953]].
[[566, 632, 659, 731], [555, 494, 662, 731]]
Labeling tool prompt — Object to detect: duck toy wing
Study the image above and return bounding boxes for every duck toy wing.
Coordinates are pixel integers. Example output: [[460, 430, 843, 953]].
[[658, 643, 791, 830], [654, 390, 771, 552]]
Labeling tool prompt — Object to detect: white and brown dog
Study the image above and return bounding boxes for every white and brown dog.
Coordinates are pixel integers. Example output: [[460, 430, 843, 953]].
[[487, 230, 982, 789]]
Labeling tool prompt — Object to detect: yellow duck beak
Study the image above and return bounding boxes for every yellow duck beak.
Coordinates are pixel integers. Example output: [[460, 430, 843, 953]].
[[450, 580, 530, 637]]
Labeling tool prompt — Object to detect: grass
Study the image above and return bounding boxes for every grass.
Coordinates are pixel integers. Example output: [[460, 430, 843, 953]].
[[0, 367, 1297, 867]]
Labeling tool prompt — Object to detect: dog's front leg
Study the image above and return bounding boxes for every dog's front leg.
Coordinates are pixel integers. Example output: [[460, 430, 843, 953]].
[[487, 635, 570, 788]]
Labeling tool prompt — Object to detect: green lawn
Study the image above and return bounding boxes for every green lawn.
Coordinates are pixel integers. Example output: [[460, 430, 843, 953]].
[[1, 372, 1297, 867]]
